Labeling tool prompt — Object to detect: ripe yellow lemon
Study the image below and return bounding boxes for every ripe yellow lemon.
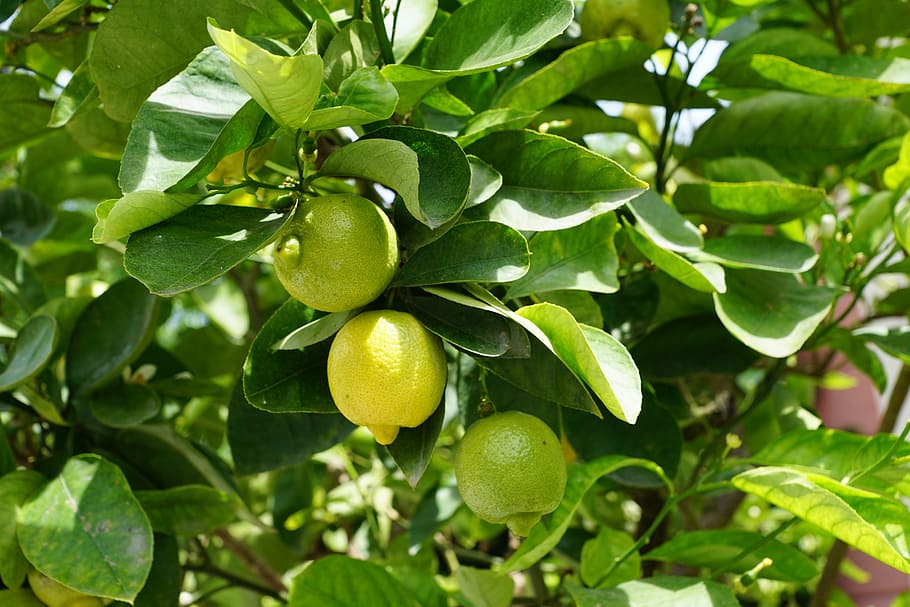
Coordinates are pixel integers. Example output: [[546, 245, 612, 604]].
[[580, 0, 671, 49], [273, 194, 399, 312], [28, 569, 105, 607], [455, 411, 567, 536], [327, 310, 447, 445]]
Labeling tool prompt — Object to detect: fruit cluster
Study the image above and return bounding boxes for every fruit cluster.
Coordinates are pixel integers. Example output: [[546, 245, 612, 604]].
[[273, 194, 567, 536]]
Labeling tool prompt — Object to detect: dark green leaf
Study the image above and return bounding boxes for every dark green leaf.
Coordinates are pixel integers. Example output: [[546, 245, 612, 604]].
[[569, 576, 742, 607], [407, 294, 518, 357], [48, 61, 98, 128], [386, 398, 445, 488], [124, 205, 291, 296], [88, 382, 161, 428], [0, 232, 46, 315], [0, 315, 58, 392], [0, 190, 55, 246], [0, 74, 52, 156], [135, 485, 240, 535], [0, 471, 45, 589], [288, 555, 413, 607], [18, 455, 154, 603], [408, 485, 461, 554], [132, 535, 180, 607], [31, 0, 87, 30], [674, 182, 826, 224], [66, 279, 159, 397], [466, 130, 647, 231], [0, 589, 44, 607], [855, 326, 910, 364], [243, 298, 336, 413]]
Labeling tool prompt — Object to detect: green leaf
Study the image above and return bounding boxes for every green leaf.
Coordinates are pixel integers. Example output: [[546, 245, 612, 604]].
[[496, 38, 653, 111], [645, 529, 818, 582], [506, 212, 620, 298], [466, 155, 502, 208], [243, 299, 336, 413], [366, 126, 471, 229], [89, 0, 251, 122], [323, 20, 380, 89], [500, 455, 670, 573], [88, 382, 161, 428], [690, 235, 818, 273], [66, 279, 160, 397], [674, 182, 827, 224], [124, 205, 291, 296], [581, 528, 641, 587], [627, 189, 703, 253], [48, 61, 98, 129], [118, 46, 263, 193], [394, 221, 529, 287], [273, 309, 359, 351], [854, 326, 910, 364], [455, 566, 514, 607], [0, 240, 45, 315], [713, 270, 836, 358], [0, 74, 52, 156], [702, 157, 786, 183], [381, 64, 453, 113], [135, 486, 240, 535], [455, 108, 539, 148], [18, 455, 154, 603], [407, 293, 521, 358], [821, 327, 888, 394], [228, 384, 354, 476], [569, 577, 742, 607], [288, 555, 413, 606], [895, 194, 910, 256], [386, 398, 445, 488], [422, 0, 573, 73], [466, 130, 647, 231], [884, 131, 910, 190], [0, 189, 55, 247], [688, 92, 910, 172], [732, 466, 910, 574], [132, 534, 180, 607], [0, 315, 58, 392], [0, 589, 44, 607], [92, 192, 200, 244], [625, 222, 727, 293], [208, 21, 323, 130], [517, 303, 641, 424], [382, 0, 436, 62], [31, 0, 88, 31], [0, 471, 45, 589], [303, 67, 398, 130]]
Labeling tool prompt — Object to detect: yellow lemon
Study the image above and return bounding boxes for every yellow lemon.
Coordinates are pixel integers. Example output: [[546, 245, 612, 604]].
[[580, 0, 671, 49], [273, 194, 399, 312], [455, 411, 567, 536], [327, 310, 447, 444], [28, 569, 106, 607]]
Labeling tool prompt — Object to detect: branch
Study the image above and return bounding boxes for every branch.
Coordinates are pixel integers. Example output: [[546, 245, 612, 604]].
[[183, 564, 285, 601], [213, 529, 288, 595]]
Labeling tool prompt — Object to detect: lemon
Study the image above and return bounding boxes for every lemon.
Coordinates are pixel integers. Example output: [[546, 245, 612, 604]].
[[273, 194, 399, 312], [580, 0, 670, 49], [455, 411, 567, 536], [28, 568, 105, 607], [206, 141, 275, 183], [327, 310, 447, 444]]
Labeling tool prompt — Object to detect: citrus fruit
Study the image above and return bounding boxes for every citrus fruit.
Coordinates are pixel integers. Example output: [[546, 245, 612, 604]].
[[273, 194, 399, 312], [206, 141, 275, 183], [327, 310, 447, 444], [580, 0, 670, 48], [455, 411, 567, 536], [28, 568, 105, 607]]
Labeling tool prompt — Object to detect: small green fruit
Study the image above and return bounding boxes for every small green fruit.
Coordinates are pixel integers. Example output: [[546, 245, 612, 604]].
[[580, 0, 671, 48]]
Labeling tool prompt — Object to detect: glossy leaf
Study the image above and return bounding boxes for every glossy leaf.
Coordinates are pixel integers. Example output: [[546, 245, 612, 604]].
[[456, 566, 514, 607], [92, 192, 200, 244], [208, 21, 323, 130], [382, 0, 436, 62], [506, 212, 620, 298], [0, 471, 45, 589], [407, 294, 518, 357], [288, 555, 413, 607], [381, 64, 453, 113], [466, 130, 647, 231], [66, 278, 160, 397], [690, 235, 818, 273], [18, 455, 154, 603], [0, 231, 46, 314], [732, 466, 910, 574], [714, 270, 836, 358], [0, 74, 52, 156], [243, 299, 336, 413], [0, 189, 55, 247], [273, 309, 359, 351], [422, 0, 573, 73], [124, 205, 291, 296], [135, 485, 240, 535], [625, 222, 727, 293], [581, 528, 640, 587], [88, 382, 161, 428], [394, 221, 529, 287], [303, 67, 398, 130], [386, 398, 445, 488], [674, 182, 826, 224], [627, 189, 703, 253], [570, 577, 742, 607], [466, 155, 502, 208], [500, 455, 670, 573], [455, 108, 539, 148], [0, 315, 58, 392]]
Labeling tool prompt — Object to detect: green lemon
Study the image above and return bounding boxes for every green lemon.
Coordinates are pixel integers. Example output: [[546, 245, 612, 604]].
[[455, 411, 568, 536], [580, 0, 671, 49], [273, 194, 399, 312], [27, 569, 105, 607], [327, 310, 447, 445]]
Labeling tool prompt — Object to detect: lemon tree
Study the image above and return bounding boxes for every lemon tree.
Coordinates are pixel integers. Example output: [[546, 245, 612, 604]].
[[4, 1, 910, 607]]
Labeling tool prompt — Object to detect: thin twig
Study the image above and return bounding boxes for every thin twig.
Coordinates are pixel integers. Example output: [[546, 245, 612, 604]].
[[184, 564, 285, 602], [213, 529, 288, 594]]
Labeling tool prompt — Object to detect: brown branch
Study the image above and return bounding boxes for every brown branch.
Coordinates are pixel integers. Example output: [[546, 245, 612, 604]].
[[213, 529, 288, 595]]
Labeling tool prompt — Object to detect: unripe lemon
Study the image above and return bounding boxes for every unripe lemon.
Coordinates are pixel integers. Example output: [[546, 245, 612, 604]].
[[580, 0, 671, 49], [327, 310, 447, 445], [28, 568, 106, 607], [455, 411, 567, 536], [273, 194, 399, 312]]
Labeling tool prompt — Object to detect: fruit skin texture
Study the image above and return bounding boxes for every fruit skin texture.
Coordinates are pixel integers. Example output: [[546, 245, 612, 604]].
[[455, 411, 568, 536], [273, 194, 399, 312], [27, 568, 106, 607], [580, 0, 671, 49], [327, 310, 447, 445]]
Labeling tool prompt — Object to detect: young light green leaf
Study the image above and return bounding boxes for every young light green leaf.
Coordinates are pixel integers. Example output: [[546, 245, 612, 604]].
[[518, 303, 641, 423], [466, 130, 647, 231], [690, 235, 818, 273], [288, 555, 413, 607], [381, 64, 453, 113], [507, 212, 621, 298], [581, 528, 641, 587], [500, 455, 670, 573], [732, 466, 910, 574], [884, 131, 910, 190], [393, 221, 530, 287], [894, 192, 910, 256], [0, 315, 58, 392], [455, 566, 514, 607], [31, 0, 88, 31], [627, 189, 703, 253], [323, 20, 381, 89], [714, 270, 836, 358], [135, 485, 241, 535], [382, 0, 437, 62], [303, 67, 398, 130], [0, 471, 45, 589], [92, 191, 200, 244], [124, 205, 291, 296], [208, 21, 323, 130], [674, 182, 826, 224], [18, 455, 154, 603], [569, 576, 742, 607], [625, 222, 727, 293], [273, 309, 359, 351]]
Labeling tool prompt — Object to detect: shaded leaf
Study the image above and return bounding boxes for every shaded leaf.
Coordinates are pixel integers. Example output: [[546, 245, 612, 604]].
[[455, 566, 514, 607], [92, 192, 200, 244], [0, 74, 52, 156], [386, 399, 445, 488], [581, 528, 640, 587], [88, 382, 161, 428], [0, 471, 46, 589], [135, 486, 240, 535], [0, 315, 58, 392], [288, 555, 413, 607], [407, 294, 518, 357], [0, 189, 55, 247], [0, 240, 46, 314], [674, 182, 826, 224]]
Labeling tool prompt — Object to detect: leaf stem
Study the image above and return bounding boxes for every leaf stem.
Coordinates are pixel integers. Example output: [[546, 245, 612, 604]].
[[213, 529, 288, 595], [369, 0, 396, 65], [276, 0, 313, 29]]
